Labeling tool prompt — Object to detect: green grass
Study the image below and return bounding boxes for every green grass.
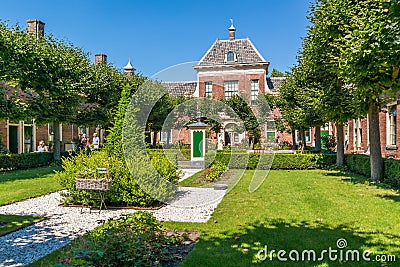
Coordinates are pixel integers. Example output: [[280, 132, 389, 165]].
[[0, 214, 43, 236], [0, 166, 63, 236], [165, 170, 400, 266], [30, 170, 400, 266], [178, 170, 208, 187], [0, 166, 63, 206]]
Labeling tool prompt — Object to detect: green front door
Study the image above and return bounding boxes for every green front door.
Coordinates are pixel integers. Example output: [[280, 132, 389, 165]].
[[321, 131, 329, 150], [9, 126, 18, 153], [193, 131, 203, 158]]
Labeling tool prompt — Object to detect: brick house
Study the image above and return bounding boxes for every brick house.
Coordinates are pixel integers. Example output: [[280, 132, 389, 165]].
[[154, 23, 285, 148], [0, 20, 101, 153]]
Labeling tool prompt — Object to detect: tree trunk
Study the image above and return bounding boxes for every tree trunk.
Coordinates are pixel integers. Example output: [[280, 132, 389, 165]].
[[53, 121, 61, 161], [336, 123, 344, 166], [314, 126, 321, 152], [166, 130, 171, 148], [291, 129, 296, 149], [152, 131, 158, 147], [368, 100, 383, 181], [300, 127, 306, 151]]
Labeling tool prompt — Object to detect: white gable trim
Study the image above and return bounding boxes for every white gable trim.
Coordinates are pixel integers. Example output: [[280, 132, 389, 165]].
[[247, 38, 267, 62]]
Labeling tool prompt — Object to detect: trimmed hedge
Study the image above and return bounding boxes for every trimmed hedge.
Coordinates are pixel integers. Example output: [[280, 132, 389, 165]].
[[0, 151, 77, 171], [210, 151, 336, 170], [344, 154, 370, 176], [345, 154, 400, 188], [0, 152, 53, 170], [208, 151, 399, 188]]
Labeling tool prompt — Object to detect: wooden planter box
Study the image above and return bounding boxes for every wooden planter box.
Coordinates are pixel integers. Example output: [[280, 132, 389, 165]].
[[75, 178, 111, 191]]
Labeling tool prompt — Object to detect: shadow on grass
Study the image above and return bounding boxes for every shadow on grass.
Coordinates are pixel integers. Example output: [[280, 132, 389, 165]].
[[324, 170, 399, 192], [375, 194, 400, 203], [183, 220, 399, 267]]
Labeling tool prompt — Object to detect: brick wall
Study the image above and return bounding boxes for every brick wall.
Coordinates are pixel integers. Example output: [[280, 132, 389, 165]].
[[199, 73, 265, 101], [35, 125, 48, 145], [0, 121, 7, 148]]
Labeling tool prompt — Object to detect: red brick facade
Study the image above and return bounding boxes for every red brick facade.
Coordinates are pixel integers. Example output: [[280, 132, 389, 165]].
[[0, 120, 98, 153], [198, 71, 266, 100]]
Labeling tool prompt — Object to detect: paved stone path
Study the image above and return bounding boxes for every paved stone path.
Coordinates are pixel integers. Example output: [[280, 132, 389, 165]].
[[0, 170, 226, 267]]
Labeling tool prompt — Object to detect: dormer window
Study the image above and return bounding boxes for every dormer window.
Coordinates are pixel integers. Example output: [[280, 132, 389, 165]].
[[227, 51, 235, 62]]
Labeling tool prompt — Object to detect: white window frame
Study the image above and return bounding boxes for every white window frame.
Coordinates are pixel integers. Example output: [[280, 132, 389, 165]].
[[250, 79, 259, 105], [354, 118, 363, 150], [266, 120, 276, 143], [386, 104, 397, 146], [224, 80, 238, 99], [204, 81, 212, 97], [160, 129, 172, 144], [226, 51, 236, 63], [295, 128, 311, 143]]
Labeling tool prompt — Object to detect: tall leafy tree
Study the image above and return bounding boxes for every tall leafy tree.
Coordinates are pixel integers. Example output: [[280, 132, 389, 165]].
[[78, 62, 125, 129], [297, 10, 360, 164], [309, 0, 399, 179], [224, 95, 260, 145], [105, 75, 146, 158], [0, 22, 90, 160], [276, 66, 325, 150], [270, 68, 286, 77], [336, 0, 399, 180]]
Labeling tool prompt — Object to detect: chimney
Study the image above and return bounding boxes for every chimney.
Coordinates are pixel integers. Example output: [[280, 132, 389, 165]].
[[95, 54, 107, 64], [123, 58, 135, 76], [228, 19, 236, 41], [26, 20, 45, 39]]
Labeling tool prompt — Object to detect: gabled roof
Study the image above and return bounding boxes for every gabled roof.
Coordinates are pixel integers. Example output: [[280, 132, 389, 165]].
[[162, 81, 197, 97], [196, 38, 268, 66], [0, 81, 33, 99]]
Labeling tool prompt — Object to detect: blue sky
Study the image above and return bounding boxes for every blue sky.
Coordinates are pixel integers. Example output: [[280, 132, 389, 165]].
[[0, 0, 311, 79]]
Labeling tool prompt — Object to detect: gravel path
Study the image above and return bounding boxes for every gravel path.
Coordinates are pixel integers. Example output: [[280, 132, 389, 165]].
[[0, 172, 226, 267]]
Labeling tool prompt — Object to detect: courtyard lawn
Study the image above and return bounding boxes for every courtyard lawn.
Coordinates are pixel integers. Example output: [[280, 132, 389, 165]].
[[0, 166, 62, 236], [30, 169, 400, 266], [165, 170, 400, 267], [0, 166, 63, 206], [178, 170, 207, 187]]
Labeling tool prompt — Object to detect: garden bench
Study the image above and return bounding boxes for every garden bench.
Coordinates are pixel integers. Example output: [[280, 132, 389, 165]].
[[75, 167, 111, 214]]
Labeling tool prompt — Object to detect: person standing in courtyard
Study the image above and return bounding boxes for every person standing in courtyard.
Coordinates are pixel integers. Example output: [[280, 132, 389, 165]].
[[92, 132, 100, 150], [80, 134, 89, 151]]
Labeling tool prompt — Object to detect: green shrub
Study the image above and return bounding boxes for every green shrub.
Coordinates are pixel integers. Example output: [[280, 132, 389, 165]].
[[149, 151, 179, 184], [206, 161, 226, 182], [384, 158, 400, 188], [344, 154, 370, 176], [56, 211, 184, 267], [56, 151, 179, 207], [209, 151, 335, 170], [0, 152, 53, 170], [344, 154, 400, 188], [321, 135, 337, 152], [271, 154, 317, 169]]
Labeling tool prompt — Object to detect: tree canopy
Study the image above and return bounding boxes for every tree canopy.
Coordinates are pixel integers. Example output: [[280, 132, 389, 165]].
[[0, 21, 129, 159]]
